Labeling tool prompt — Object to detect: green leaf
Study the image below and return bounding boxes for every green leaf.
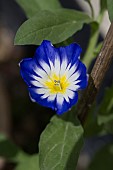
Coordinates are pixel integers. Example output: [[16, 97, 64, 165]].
[[84, 103, 102, 137], [16, 0, 61, 18], [100, 0, 107, 13], [107, 0, 113, 22], [14, 9, 92, 45], [0, 133, 29, 162], [0, 133, 40, 169], [97, 85, 113, 134], [88, 144, 113, 170], [97, 115, 113, 134], [98, 114, 113, 125], [39, 114, 84, 170], [15, 154, 40, 170], [98, 86, 113, 116]]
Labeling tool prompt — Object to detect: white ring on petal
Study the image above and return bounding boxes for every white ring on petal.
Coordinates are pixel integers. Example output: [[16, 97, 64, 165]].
[[68, 84, 80, 91], [49, 59, 54, 71], [60, 59, 68, 76], [68, 70, 80, 82], [74, 80, 81, 84], [65, 63, 71, 72], [56, 93, 64, 106], [35, 88, 49, 95], [32, 75, 44, 83], [30, 80, 44, 88], [66, 89, 75, 99], [39, 61, 51, 75], [34, 66, 48, 80], [62, 93, 70, 103], [41, 92, 50, 99], [67, 63, 78, 79], [47, 94, 56, 102], [54, 56, 61, 76]]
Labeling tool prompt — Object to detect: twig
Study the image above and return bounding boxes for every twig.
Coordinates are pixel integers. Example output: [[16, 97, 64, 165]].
[[78, 21, 113, 125]]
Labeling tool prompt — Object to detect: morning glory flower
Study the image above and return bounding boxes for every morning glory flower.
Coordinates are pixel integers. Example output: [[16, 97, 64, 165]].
[[20, 40, 88, 115]]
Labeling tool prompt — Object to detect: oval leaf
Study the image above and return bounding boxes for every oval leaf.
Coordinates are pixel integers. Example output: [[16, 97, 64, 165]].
[[97, 85, 113, 133], [0, 133, 29, 162], [14, 9, 92, 45], [107, 0, 113, 22], [39, 115, 84, 170], [15, 154, 40, 170], [16, 0, 61, 18]]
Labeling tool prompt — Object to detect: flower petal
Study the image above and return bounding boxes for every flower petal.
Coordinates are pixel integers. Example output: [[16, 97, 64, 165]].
[[55, 92, 78, 115], [68, 61, 88, 84], [34, 40, 53, 64], [33, 65, 49, 80], [66, 62, 79, 79], [29, 87, 56, 110], [20, 58, 39, 86], [30, 80, 44, 88], [74, 61, 88, 89], [68, 84, 80, 91], [34, 40, 60, 69], [68, 70, 81, 83], [66, 89, 75, 99], [76, 77, 88, 90], [57, 42, 82, 67], [77, 61, 87, 79], [69, 91, 78, 107], [35, 88, 49, 95], [47, 94, 56, 102], [55, 93, 67, 115]]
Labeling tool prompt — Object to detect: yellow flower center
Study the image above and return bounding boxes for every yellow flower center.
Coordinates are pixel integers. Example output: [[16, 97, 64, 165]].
[[44, 73, 70, 94]]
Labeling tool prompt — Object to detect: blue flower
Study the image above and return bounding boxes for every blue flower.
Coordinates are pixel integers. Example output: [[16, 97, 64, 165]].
[[20, 40, 88, 115]]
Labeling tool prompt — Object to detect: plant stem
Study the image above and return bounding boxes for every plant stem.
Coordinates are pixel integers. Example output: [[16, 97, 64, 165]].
[[82, 22, 99, 68], [83, 1, 106, 68], [77, 21, 113, 125]]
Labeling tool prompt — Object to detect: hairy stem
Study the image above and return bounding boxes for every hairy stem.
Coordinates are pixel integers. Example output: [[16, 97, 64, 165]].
[[78, 21, 113, 125]]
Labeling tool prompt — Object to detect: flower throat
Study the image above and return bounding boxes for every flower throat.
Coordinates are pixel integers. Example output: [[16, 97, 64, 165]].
[[54, 80, 62, 91]]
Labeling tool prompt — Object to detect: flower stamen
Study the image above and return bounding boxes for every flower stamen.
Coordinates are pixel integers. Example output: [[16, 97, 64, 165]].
[[54, 80, 62, 91]]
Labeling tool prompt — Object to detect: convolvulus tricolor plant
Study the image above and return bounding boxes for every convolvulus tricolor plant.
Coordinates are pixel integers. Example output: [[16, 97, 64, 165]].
[[0, 0, 113, 170]]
